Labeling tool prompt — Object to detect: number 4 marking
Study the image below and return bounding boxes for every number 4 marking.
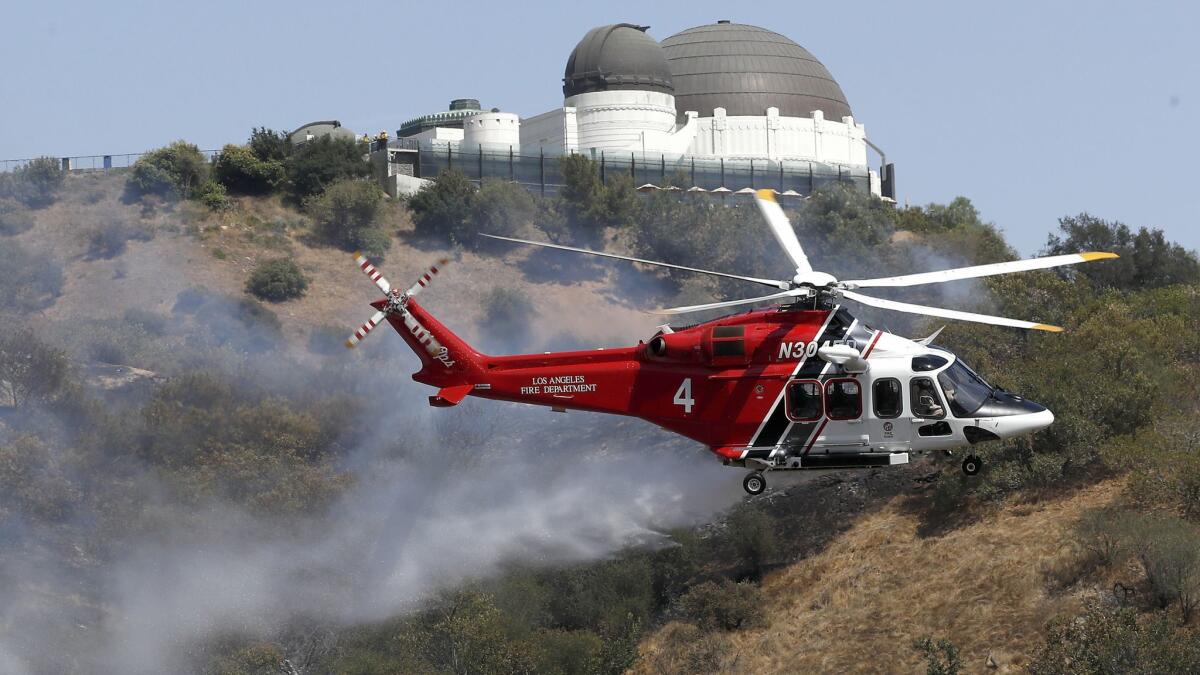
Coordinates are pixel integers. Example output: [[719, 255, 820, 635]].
[[674, 378, 694, 413]]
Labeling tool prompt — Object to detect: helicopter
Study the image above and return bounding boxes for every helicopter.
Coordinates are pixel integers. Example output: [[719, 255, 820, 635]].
[[345, 190, 1117, 495]]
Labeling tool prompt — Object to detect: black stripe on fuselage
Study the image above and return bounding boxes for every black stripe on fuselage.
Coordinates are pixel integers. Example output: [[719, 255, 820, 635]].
[[750, 307, 854, 448]]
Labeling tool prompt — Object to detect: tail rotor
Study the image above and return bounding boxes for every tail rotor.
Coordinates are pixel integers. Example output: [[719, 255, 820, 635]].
[[344, 253, 452, 357]]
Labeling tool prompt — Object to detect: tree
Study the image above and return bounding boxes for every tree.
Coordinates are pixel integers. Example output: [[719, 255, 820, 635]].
[[305, 179, 389, 256], [0, 325, 69, 408], [0, 241, 64, 313], [2, 156, 65, 208], [408, 169, 476, 243], [248, 127, 290, 163], [245, 258, 309, 302], [554, 154, 638, 243], [471, 179, 536, 240], [285, 136, 370, 200], [213, 144, 285, 195], [125, 141, 210, 200], [1044, 214, 1200, 290], [678, 579, 763, 630]]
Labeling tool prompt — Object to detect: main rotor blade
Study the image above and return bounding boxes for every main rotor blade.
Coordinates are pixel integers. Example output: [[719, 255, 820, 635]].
[[654, 289, 805, 315], [754, 189, 812, 275], [840, 289, 1063, 332], [481, 234, 788, 290], [843, 252, 1119, 289]]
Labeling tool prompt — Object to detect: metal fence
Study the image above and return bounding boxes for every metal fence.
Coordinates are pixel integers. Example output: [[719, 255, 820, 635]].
[[1, 150, 220, 174], [414, 142, 870, 197]]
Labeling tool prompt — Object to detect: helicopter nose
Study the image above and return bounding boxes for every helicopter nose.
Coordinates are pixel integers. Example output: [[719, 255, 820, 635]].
[[997, 408, 1054, 437]]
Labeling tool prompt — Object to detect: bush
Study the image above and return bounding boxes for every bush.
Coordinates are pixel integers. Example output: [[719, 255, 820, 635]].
[[912, 636, 962, 675], [0, 198, 35, 235], [1075, 507, 1141, 569], [126, 141, 210, 200], [0, 436, 81, 522], [0, 325, 70, 408], [245, 257, 309, 302], [86, 219, 154, 259], [2, 156, 65, 207], [305, 179, 387, 251], [478, 286, 535, 349], [678, 579, 763, 630], [285, 136, 370, 200], [0, 241, 63, 313], [471, 179, 536, 241], [1031, 602, 1200, 673], [248, 127, 290, 163], [213, 144, 285, 195], [1133, 515, 1200, 623], [726, 504, 779, 579], [195, 179, 231, 210], [408, 169, 476, 243]]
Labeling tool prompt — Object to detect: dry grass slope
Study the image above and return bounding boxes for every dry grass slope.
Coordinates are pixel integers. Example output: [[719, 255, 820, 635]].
[[634, 480, 1123, 674]]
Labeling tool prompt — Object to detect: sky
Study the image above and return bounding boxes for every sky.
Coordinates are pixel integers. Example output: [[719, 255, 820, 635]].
[[1, 0, 1197, 255]]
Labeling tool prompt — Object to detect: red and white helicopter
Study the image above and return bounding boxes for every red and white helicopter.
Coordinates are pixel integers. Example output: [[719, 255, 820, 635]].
[[346, 190, 1116, 494]]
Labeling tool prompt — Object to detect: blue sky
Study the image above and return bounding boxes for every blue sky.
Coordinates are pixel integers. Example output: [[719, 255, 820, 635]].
[[2, 0, 1196, 254]]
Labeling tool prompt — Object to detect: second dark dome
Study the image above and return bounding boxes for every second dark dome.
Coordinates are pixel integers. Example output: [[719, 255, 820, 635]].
[[662, 21, 852, 120], [563, 24, 674, 98]]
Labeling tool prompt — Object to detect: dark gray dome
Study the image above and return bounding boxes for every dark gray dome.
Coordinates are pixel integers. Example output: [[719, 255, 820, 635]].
[[563, 24, 674, 98], [661, 21, 852, 120]]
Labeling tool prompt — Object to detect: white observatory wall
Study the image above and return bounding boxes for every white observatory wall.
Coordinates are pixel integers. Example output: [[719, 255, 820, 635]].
[[566, 90, 680, 154], [519, 108, 578, 154], [687, 108, 869, 166], [462, 112, 521, 150]]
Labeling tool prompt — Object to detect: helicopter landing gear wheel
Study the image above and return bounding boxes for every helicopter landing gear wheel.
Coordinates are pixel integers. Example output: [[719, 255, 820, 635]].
[[962, 455, 982, 476], [743, 471, 766, 496]]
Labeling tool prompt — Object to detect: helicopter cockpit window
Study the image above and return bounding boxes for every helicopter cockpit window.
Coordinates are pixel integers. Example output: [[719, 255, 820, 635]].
[[824, 378, 862, 420], [786, 380, 822, 422], [937, 360, 993, 417], [912, 354, 949, 372], [873, 378, 902, 419], [910, 377, 946, 419]]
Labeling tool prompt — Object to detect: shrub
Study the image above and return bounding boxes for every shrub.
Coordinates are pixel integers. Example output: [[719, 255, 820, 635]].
[[248, 127, 290, 163], [478, 286, 535, 349], [285, 136, 370, 200], [213, 144, 285, 195], [195, 179, 231, 210], [0, 241, 64, 313], [1133, 515, 1200, 623], [0, 198, 35, 235], [471, 179, 536, 241], [1031, 602, 1200, 673], [245, 258, 309, 302], [678, 579, 763, 630], [304, 179, 386, 251], [408, 169, 476, 243], [86, 219, 154, 259], [0, 325, 70, 408], [912, 636, 962, 675], [0, 436, 81, 522], [2, 156, 65, 207], [726, 504, 779, 579], [126, 141, 210, 200], [352, 227, 391, 261]]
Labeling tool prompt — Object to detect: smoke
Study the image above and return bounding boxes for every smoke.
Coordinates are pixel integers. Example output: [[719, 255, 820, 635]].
[[0, 234, 745, 673]]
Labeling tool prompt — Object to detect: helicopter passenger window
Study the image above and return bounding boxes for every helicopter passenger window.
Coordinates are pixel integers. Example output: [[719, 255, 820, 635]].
[[910, 377, 946, 419], [873, 378, 902, 418], [824, 379, 862, 420], [785, 380, 822, 422]]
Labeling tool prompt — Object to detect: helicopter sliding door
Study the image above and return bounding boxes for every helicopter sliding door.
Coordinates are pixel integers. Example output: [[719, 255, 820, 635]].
[[868, 377, 910, 449]]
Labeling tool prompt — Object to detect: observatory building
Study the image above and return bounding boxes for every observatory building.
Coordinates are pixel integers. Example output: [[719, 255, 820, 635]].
[[381, 20, 892, 200]]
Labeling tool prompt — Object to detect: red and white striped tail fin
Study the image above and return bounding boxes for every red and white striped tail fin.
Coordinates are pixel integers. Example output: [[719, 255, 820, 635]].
[[345, 310, 386, 349], [406, 258, 450, 298], [354, 252, 392, 295]]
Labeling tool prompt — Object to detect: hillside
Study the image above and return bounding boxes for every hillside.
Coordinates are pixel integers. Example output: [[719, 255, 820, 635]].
[[635, 480, 1122, 673], [1, 158, 1198, 674]]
